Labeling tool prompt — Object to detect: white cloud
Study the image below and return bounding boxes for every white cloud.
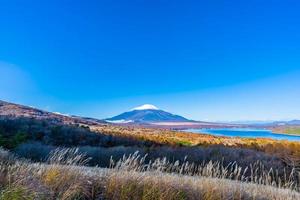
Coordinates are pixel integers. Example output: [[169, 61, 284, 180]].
[[105, 119, 133, 124], [132, 104, 159, 110]]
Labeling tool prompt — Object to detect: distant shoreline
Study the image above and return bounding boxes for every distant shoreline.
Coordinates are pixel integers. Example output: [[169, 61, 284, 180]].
[[184, 127, 300, 142], [186, 126, 300, 137], [271, 129, 300, 137]]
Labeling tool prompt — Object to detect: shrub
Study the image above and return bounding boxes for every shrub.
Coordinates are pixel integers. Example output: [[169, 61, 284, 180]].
[[14, 142, 55, 162], [13, 142, 286, 172], [0, 117, 150, 150], [0, 185, 35, 200]]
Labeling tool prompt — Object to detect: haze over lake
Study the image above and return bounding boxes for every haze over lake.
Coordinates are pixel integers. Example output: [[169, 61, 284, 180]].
[[185, 128, 300, 142]]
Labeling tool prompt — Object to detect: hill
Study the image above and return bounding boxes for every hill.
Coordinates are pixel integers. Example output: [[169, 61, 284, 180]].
[[0, 100, 105, 125]]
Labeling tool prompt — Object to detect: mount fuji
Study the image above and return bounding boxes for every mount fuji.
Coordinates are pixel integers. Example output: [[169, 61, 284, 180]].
[[106, 104, 191, 123]]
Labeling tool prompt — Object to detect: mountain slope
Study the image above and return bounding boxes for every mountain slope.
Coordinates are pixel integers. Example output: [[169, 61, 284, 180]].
[[0, 100, 105, 125], [106, 104, 191, 123]]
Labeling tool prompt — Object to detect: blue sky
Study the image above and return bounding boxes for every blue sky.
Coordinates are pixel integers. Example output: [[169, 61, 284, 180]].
[[0, 0, 300, 121]]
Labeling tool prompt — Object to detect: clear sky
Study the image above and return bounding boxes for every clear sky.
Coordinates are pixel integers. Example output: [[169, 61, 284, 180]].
[[0, 0, 300, 121]]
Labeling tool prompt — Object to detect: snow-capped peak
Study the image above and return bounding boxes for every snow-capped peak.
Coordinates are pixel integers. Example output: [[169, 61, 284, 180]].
[[132, 104, 159, 111]]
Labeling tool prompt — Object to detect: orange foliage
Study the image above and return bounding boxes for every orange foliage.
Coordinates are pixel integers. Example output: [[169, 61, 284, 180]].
[[91, 124, 300, 167]]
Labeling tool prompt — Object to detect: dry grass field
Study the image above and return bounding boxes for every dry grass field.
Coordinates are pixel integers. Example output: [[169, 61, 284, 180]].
[[1, 148, 300, 200]]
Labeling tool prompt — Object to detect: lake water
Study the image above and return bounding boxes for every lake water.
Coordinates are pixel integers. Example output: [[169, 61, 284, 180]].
[[184, 128, 300, 142]]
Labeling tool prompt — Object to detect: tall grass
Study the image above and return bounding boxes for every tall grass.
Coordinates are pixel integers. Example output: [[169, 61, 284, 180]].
[[0, 148, 299, 200], [105, 170, 300, 200], [111, 151, 300, 191], [46, 148, 91, 166]]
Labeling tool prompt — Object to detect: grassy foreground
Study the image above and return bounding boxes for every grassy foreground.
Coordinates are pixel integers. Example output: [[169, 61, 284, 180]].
[[0, 148, 300, 200]]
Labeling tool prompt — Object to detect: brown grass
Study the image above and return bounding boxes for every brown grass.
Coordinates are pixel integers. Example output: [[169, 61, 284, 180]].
[[0, 148, 300, 200]]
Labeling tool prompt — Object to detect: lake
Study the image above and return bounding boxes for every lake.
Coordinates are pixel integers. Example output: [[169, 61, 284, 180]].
[[184, 128, 300, 142]]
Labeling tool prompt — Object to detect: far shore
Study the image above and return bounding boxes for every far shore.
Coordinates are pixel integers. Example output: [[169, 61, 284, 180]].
[[181, 126, 300, 138], [271, 129, 300, 137]]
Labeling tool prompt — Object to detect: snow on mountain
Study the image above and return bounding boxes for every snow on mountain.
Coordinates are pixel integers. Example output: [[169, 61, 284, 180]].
[[132, 104, 159, 111]]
